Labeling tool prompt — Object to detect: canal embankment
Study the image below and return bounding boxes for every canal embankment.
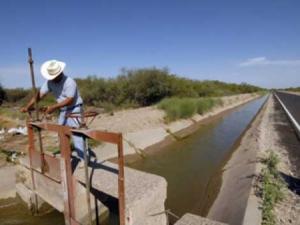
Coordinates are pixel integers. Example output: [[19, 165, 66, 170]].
[[128, 95, 267, 224], [208, 94, 300, 225], [207, 95, 269, 225], [90, 93, 261, 162]]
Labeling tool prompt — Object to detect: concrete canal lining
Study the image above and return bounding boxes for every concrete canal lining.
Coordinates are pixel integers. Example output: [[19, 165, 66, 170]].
[[93, 94, 261, 162], [207, 95, 269, 225], [128, 96, 268, 224]]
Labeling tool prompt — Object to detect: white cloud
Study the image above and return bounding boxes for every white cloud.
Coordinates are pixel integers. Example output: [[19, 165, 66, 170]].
[[239, 57, 300, 67]]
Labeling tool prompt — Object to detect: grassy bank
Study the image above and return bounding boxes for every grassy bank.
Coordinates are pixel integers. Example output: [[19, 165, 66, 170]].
[[157, 97, 222, 121], [260, 151, 286, 225]]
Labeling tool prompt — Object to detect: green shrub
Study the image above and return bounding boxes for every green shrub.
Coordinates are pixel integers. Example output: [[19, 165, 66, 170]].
[[0, 83, 6, 105], [179, 99, 198, 118], [196, 98, 215, 114], [3, 67, 264, 109], [262, 151, 280, 175], [4, 88, 31, 103], [158, 97, 222, 121]]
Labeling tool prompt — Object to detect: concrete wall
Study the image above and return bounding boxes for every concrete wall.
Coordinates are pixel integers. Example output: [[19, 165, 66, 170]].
[[16, 158, 167, 225], [175, 213, 227, 225]]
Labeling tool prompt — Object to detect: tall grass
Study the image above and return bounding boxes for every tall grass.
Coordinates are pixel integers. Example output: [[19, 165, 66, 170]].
[[157, 97, 222, 121]]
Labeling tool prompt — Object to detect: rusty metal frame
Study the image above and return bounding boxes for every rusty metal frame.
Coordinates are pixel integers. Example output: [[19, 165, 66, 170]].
[[66, 111, 99, 128], [27, 122, 78, 225], [72, 129, 126, 225], [27, 122, 126, 225]]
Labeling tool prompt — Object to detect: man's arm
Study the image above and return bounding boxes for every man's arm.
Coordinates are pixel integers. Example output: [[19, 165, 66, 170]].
[[21, 81, 49, 113], [20, 92, 47, 113], [45, 97, 74, 114], [45, 78, 77, 114]]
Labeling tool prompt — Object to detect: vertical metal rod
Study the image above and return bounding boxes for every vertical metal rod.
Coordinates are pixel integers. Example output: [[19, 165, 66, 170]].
[[60, 131, 76, 225], [118, 134, 126, 225], [80, 105, 86, 129], [27, 48, 46, 173], [27, 122, 39, 214], [83, 136, 93, 225], [27, 48, 39, 121]]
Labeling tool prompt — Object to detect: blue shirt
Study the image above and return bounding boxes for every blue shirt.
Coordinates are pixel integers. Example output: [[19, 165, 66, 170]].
[[40, 75, 83, 111]]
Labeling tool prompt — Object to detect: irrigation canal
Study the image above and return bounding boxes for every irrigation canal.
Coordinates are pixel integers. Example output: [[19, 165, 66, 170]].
[[128, 95, 267, 223], [0, 95, 267, 225]]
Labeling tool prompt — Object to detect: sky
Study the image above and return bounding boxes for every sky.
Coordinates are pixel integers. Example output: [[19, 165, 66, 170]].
[[0, 0, 300, 89]]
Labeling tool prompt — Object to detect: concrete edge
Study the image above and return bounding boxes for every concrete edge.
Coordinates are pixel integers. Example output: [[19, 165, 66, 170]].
[[242, 95, 272, 225], [175, 213, 228, 225], [206, 95, 268, 225]]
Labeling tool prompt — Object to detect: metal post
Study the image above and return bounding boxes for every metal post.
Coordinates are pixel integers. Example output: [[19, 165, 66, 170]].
[[27, 48, 47, 173], [118, 134, 126, 225], [27, 122, 39, 214], [83, 136, 93, 225], [59, 130, 76, 225], [27, 48, 39, 121]]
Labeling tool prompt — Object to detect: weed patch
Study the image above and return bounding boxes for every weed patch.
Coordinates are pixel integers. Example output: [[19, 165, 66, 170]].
[[157, 97, 222, 122], [260, 151, 286, 225]]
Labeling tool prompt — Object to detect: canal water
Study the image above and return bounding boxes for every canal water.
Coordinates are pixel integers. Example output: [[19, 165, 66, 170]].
[[0, 96, 267, 225], [127, 96, 267, 223], [0, 196, 65, 225]]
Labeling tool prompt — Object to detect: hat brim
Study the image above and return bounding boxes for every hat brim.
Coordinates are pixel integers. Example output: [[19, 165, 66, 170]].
[[41, 60, 66, 80]]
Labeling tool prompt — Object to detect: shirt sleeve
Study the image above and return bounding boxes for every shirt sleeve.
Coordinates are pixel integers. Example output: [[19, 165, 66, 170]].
[[40, 81, 49, 96], [64, 78, 77, 98]]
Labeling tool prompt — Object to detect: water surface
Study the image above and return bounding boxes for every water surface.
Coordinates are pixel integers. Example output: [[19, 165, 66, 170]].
[[128, 96, 267, 221]]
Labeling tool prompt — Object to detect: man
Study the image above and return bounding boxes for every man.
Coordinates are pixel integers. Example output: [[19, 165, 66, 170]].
[[21, 60, 85, 165]]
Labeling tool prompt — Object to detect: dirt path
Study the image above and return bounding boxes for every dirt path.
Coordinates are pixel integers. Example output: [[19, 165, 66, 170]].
[[266, 95, 300, 225]]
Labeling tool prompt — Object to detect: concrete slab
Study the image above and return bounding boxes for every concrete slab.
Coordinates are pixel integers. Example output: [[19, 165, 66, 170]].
[[124, 128, 169, 150], [93, 141, 136, 162], [165, 120, 194, 134], [16, 160, 64, 212], [0, 165, 16, 199], [175, 213, 227, 225], [16, 183, 45, 212], [17, 156, 167, 225], [75, 161, 167, 225]]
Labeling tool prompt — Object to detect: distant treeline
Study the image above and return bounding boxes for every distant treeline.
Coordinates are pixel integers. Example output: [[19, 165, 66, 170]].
[[1, 68, 263, 107], [284, 87, 300, 92], [75, 68, 263, 107]]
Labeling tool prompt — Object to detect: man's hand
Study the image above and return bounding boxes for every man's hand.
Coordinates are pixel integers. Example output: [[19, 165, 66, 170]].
[[20, 107, 29, 113], [45, 105, 57, 114]]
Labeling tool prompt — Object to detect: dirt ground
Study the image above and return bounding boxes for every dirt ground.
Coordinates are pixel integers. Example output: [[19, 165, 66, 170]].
[[262, 96, 300, 225]]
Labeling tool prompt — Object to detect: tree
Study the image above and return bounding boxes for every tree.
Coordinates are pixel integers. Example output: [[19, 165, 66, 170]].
[[0, 83, 6, 105]]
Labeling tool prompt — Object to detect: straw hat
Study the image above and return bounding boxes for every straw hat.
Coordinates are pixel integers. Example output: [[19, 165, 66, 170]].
[[41, 60, 66, 80]]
